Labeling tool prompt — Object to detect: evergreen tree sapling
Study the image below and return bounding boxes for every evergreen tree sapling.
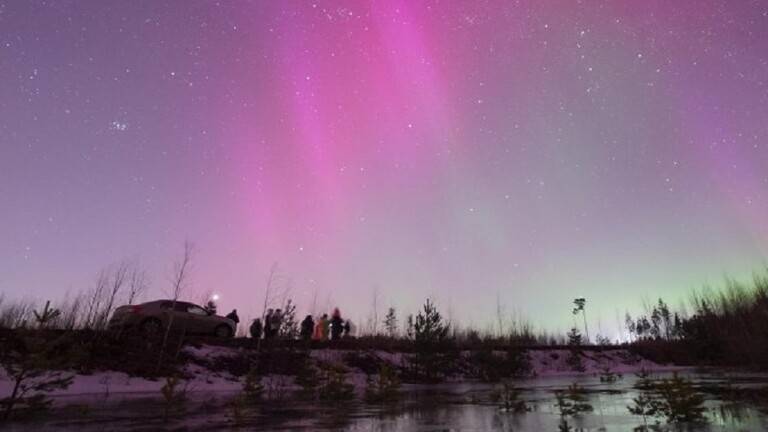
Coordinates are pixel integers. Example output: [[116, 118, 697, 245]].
[[383, 307, 398, 337], [279, 299, 298, 339], [1, 302, 74, 420]]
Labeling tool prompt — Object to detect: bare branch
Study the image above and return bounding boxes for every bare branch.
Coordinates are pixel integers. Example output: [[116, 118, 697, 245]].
[[127, 265, 149, 305], [167, 241, 194, 301]]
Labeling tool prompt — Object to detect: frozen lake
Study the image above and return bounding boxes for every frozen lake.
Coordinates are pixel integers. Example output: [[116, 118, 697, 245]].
[[6, 370, 768, 431], [342, 372, 768, 431]]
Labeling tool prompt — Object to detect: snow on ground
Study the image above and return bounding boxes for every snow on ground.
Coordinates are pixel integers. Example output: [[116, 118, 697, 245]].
[[184, 343, 243, 361], [526, 349, 683, 377], [0, 366, 243, 401], [0, 345, 245, 401], [310, 348, 679, 378], [0, 369, 162, 398], [0, 346, 684, 401]]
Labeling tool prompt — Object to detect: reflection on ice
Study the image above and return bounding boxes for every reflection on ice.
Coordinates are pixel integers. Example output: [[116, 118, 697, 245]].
[[5, 371, 768, 431]]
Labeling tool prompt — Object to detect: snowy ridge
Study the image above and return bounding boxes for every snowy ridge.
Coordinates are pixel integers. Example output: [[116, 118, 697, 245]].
[[0, 345, 682, 401]]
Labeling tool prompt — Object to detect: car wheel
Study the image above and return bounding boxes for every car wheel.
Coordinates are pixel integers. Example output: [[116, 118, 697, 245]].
[[141, 318, 162, 336], [215, 325, 233, 338]]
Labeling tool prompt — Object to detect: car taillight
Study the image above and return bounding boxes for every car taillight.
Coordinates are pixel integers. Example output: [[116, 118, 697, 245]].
[[130, 305, 143, 314]]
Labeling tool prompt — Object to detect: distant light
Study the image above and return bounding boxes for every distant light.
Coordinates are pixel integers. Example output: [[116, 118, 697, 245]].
[[212, 294, 220, 301]]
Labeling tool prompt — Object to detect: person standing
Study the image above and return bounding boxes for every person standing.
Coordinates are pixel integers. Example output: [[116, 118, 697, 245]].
[[226, 309, 240, 324], [300, 315, 314, 340], [330, 308, 344, 341], [264, 309, 274, 340], [321, 313, 331, 339], [313, 313, 328, 340], [204, 299, 217, 315], [250, 318, 263, 340], [272, 308, 283, 338]]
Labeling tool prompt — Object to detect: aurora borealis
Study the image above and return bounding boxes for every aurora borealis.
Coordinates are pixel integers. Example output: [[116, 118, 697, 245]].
[[1, 1, 767, 335]]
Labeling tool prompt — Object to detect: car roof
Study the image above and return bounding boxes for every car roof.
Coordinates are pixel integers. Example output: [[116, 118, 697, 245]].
[[144, 299, 198, 307]]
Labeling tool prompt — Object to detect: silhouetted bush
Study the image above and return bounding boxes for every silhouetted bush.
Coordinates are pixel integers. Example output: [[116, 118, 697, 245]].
[[254, 348, 310, 376], [467, 346, 531, 382], [490, 381, 529, 412], [364, 364, 401, 403], [628, 271, 768, 368], [555, 383, 593, 417], [343, 350, 385, 375], [402, 299, 459, 383], [566, 328, 585, 372], [317, 365, 355, 402], [628, 373, 706, 425], [0, 330, 75, 420]]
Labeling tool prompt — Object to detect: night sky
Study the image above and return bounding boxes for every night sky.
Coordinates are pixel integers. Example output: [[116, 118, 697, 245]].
[[2, 1, 768, 336]]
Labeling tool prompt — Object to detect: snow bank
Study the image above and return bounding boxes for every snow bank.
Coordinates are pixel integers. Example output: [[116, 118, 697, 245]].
[[0, 345, 682, 401], [526, 349, 682, 377]]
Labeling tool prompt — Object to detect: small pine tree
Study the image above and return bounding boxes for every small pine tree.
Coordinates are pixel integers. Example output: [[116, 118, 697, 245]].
[[628, 393, 661, 429], [672, 313, 683, 339], [295, 360, 321, 399], [33, 301, 60, 329], [627, 373, 706, 425], [383, 307, 398, 337], [567, 327, 582, 346], [625, 313, 636, 341], [658, 299, 672, 340], [599, 366, 620, 383], [405, 314, 414, 339], [555, 383, 593, 417], [242, 367, 264, 403], [407, 299, 454, 382], [414, 299, 449, 343], [364, 364, 401, 403], [160, 376, 187, 421], [1, 306, 74, 420], [650, 307, 662, 339], [654, 373, 706, 423], [317, 366, 355, 402], [634, 368, 654, 390], [279, 299, 298, 339], [566, 328, 585, 372], [490, 381, 529, 412]]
